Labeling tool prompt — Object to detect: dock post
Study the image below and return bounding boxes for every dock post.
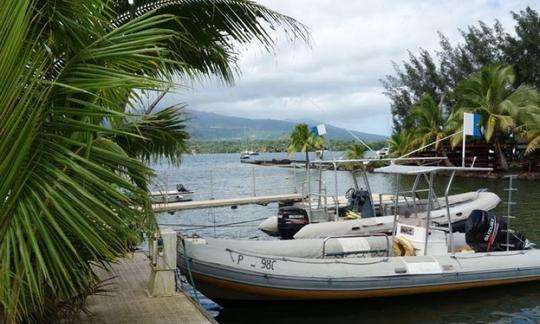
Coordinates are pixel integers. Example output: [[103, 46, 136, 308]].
[[252, 167, 256, 197], [293, 164, 298, 193], [209, 170, 214, 200], [147, 229, 177, 297]]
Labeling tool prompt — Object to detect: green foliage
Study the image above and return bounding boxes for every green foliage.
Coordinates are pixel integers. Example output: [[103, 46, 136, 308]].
[[507, 7, 540, 89], [451, 64, 540, 169], [287, 124, 325, 165], [388, 64, 540, 169], [404, 94, 447, 151], [382, 6, 540, 131], [0, 0, 308, 322], [189, 139, 382, 154], [111, 106, 190, 166], [388, 130, 412, 157], [344, 143, 367, 159]]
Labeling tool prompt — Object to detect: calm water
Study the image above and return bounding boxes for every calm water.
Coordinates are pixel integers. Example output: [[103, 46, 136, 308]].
[[154, 153, 540, 324]]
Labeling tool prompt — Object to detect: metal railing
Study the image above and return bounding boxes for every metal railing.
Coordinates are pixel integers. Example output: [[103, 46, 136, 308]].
[[152, 165, 303, 202]]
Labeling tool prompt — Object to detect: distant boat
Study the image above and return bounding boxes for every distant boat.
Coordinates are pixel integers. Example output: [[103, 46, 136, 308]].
[[240, 152, 250, 160], [149, 184, 193, 203], [241, 150, 258, 157], [240, 129, 259, 159]]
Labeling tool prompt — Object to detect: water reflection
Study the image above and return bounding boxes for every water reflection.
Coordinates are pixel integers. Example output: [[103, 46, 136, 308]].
[[215, 282, 540, 323]]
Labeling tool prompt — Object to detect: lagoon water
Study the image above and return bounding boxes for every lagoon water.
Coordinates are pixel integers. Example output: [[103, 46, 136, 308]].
[[154, 153, 540, 324]]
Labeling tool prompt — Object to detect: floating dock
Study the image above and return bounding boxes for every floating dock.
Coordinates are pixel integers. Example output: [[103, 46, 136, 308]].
[[152, 193, 303, 212], [240, 158, 304, 166], [80, 251, 215, 324]]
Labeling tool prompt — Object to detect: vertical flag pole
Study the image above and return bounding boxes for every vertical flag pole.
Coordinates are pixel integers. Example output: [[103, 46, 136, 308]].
[[462, 129, 466, 167], [462, 112, 473, 167], [462, 112, 481, 168]]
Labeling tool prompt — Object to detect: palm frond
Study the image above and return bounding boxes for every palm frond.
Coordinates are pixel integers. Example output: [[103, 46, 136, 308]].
[[111, 106, 190, 165], [111, 0, 310, 83]]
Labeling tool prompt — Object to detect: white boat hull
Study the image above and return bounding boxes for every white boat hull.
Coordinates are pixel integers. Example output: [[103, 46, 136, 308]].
[[178, 235, 540, 303], [258, 191, 501, 238], [149, 190, 193, 203]]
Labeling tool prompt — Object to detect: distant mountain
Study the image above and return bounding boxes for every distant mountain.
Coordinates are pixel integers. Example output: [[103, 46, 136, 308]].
[[185, 110, 387, 142]]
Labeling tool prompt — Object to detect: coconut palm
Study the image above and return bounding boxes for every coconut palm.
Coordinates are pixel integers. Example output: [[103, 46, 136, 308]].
[[344, 142, 367, 160], [0, 0, 307, 322], [452, 64, 540, 170], [342, 142, 367, 171], [516, 110, 540, 155], [287, 124, 325, 167], [405, 94, 447, 151], [387, 130, 413, 157]]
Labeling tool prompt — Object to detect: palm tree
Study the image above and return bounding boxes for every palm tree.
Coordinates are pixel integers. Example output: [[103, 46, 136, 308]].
[[106, 0, 309, 164], [0, 0, 307, 322], [405, 95, 447, 151], [344, 142, 367, 160], [452, 64, 540, 170], [516, 110, 540, 155], [287, 124, 325, 168], [388, 130, 413, 157], [342, 142, 367, 171]]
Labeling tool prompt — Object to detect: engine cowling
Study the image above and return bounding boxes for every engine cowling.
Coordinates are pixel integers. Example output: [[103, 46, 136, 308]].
[[465, 209, 526, 252]]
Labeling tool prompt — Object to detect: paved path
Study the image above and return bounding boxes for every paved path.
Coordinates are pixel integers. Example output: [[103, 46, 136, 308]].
[[81, 252, 214, 324]]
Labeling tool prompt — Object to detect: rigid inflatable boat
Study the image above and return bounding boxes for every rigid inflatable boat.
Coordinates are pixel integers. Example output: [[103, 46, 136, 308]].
[[259, 160, 501, 239], [178, 167, 536, 304], [178, 209, 536, 303]]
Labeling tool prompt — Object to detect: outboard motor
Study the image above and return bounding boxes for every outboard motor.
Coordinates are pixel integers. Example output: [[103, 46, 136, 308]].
[[277, 206, 309, 239], [347, 188, 375, 218], [176, 184, 188, 192], [465, 209, 526, 252]]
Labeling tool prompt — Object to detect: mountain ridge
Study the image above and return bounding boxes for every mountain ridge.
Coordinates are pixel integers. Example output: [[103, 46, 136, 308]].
[[185, 110, 387, 142]]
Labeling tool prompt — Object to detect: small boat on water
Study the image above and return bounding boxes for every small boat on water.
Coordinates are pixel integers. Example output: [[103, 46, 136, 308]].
[[178, 166, 538, 304], [240, 150, 259, 159], [240, 130, 259, 159], [258, 159, 501, 239], [149, 184, 193, 203], [292, 190, 500, 239]]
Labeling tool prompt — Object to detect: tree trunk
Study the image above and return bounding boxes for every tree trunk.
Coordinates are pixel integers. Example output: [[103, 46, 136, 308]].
[[438, 146, 455, 167], [494, 140, 509, 171], [305, 150, 309, 169]]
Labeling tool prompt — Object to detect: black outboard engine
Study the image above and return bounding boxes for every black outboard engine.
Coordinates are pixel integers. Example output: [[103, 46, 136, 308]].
[[465, 209, 526, 252], [277, 206, 309, 239], [347, 188, 375, 218]]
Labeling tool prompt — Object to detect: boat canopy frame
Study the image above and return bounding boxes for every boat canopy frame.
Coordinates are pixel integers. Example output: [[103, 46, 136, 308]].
[[307, 157, 448, 222], [307, 158, 492, 256], [374, 164, 493, 255]]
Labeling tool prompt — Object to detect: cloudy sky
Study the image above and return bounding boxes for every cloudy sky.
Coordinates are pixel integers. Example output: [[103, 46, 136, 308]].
[[161, 0, 537, 136]]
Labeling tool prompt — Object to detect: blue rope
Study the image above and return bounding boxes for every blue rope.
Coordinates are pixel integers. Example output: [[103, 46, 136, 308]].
[[181, 240, 201, 304]]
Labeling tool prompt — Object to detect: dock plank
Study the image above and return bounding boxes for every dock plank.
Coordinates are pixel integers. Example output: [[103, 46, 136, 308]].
[[80, 252, 214, 324], [152, 193, 303, 212]]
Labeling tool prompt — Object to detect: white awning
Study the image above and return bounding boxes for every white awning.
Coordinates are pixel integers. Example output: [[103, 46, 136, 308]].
[[373, 165, 492, 175], [310, 157, 447, 164]]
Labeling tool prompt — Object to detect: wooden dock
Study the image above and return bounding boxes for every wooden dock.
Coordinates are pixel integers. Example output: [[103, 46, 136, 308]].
[[80, 251, 215, 324], [152, 193, 303, 212], [240, 158, 304, 166]]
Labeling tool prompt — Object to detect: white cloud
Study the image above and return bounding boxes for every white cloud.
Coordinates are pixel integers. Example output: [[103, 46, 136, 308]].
[[163, 0, 537, 136]]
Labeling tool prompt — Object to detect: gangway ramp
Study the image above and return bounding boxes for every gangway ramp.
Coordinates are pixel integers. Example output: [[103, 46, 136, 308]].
[[152, 193, 303, 212]]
